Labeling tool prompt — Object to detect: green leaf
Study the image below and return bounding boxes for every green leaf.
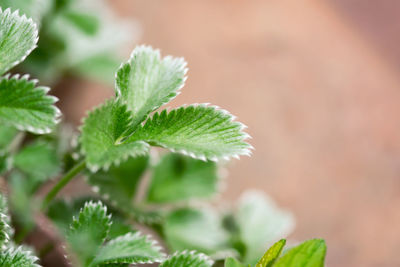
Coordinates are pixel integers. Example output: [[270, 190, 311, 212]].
[[0, 153, 12, 175], [164, 207, 229, 254], [256, 239, 286, 267], [63, 10, 99, 35], [0, 0, 52, 24], [0, 125, 17, 151], [0, 8, 38, 75], [92, 232, 165, 265], [274, 239, 327, 267], [115, 45, 187, 130], [235, 191, 295, 265], [0, 194, 12, 246], [0, 246, 41, 267], [80, 100, 149, 171], [160, 251, 213, 267], [129, 105, 251, 161], [225, 257, 247, 267], [67, 201, 111, 266], [146, 153, 218, 203], [87, 155, 148, 208], [0, 75, 60, 134]]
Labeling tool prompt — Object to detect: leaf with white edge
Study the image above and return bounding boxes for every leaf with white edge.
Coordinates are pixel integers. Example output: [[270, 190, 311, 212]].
[[256, 239, 286, 267], [225, 257, 247, 267], [159, 251, 213, 267], [0, 246, 41, 267], [92, 232, 165, 265], [164, 207, 229, 254], [0, 75, 60, 134], [87, 155, 148, 208], [80, 100, 149, 171], [0, 8, 38, 75], [274, 239, 327, 267], [128, 105, 251, 161], [115, 45, 187, 130], [146, 153, 218, 203], [0, 194, 12, 246], [235, 191, 295, 265], [67, 201, 111, 266]]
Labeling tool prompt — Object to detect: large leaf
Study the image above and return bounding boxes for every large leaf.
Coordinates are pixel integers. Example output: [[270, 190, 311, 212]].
[[0, 246, 41, 267], [115, 45, 187, 130], [146, 153, 218, 203], [256, 239, 286, 267], [235, 191, 295, 264], [0, 75, 60, 134], [93, 232, 165, 265], [164, 207, 229, 254], [129, 105, 251, 161], [274, 239, 327, 267], [0, 8, 38, 75], [80, 100, 149, 171], [87, 155, 148, 208], [67, 201, 111, 266], [159, 251, 213, 267]]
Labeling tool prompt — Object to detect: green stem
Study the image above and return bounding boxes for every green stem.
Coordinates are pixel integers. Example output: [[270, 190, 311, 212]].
[[41, 160, 86, 211]]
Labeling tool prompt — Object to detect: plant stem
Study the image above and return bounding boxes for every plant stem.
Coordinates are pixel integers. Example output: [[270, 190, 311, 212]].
[[41, 160, 86, 211]]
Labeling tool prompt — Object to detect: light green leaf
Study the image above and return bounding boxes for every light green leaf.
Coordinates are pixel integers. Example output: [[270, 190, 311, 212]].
[[0, 194, 12, 246], [256, 239, 286, 267], [225, 257, 247, 267], [164, 207, 229, 254], [129, 105, 251, 161], [63, 10, 99, 36], [92, 232, 165, 265], [0, 246, 41, 267], [80, 100, 149, 171], [115, 46, 187, 130], [160, 251, 213, 267], [0, 153, 12, 175], [0, 126, 17, 151], [0, 75, 60, 134], [235, 191, 295, 265], [0, 0, 52, 24], [87, 155, 148, 208], [0, 8, 38, 75], [274, 239, 327, 267], [67, 201, 111, 266], [146, 153, 218, 203]]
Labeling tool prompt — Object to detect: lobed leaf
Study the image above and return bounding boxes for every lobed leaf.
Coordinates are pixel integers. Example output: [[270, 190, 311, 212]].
[[159, 251, 213, 267], [129, 105, 251, 161], [0, 75, 60, 134], [274, 239, 327, 267], [0, 8, 38, 75], [0, 246, 41, 267], [80, 100, 149, 171], [92, 232, 165, 265], [256, 239, 286, 267], [115, 45, 187, 130]]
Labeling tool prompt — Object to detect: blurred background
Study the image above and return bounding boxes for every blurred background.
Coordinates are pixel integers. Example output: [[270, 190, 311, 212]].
[[54, 1, 400, 266]]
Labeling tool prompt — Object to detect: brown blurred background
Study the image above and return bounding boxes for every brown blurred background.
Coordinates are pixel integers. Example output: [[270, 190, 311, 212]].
[[60, 1, 400, 266]]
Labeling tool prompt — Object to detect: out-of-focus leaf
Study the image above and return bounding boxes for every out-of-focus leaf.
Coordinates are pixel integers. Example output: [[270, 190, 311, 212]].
[[0, 126, 17, 151], [224, 257, 247, 267], [63, 10, 99, 35]]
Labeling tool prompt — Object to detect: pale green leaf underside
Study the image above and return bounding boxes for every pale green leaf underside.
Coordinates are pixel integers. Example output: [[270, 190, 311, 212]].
[[116, 45, 187, 130], [0, 8, 38, 75], [0, 75, 60, 134], [93, 232, 165, 265], [160, 251, 213, 267], [67, 201, 111, 266], [129, 105, 251, 161], [80, 100, 149, 171], [0, 247, 40, 267], [256, 239, 286, 267], [274, 239, 327, 267], [147, 153, 218, 203]]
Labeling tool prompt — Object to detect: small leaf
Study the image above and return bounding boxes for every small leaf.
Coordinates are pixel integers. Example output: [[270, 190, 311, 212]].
[[256, 239, 286, 267], [159, 251, 213, 267], [63, 10, 99, 35], [87, 155, 148, 208], [225, 257, 247, 267], [92, 232, 165, 265], [164, 207, 229, 254], [67, 201, 111, 266], [0, 246, 41, 267], [0, 8, 38, 75], [274, 239, 327, 267], [80, 100, 149, 171], [128, 105, 251, 161], [0, 75, 60, 134], [146, 153, 218, 203], [115, 45, 187, 130]]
